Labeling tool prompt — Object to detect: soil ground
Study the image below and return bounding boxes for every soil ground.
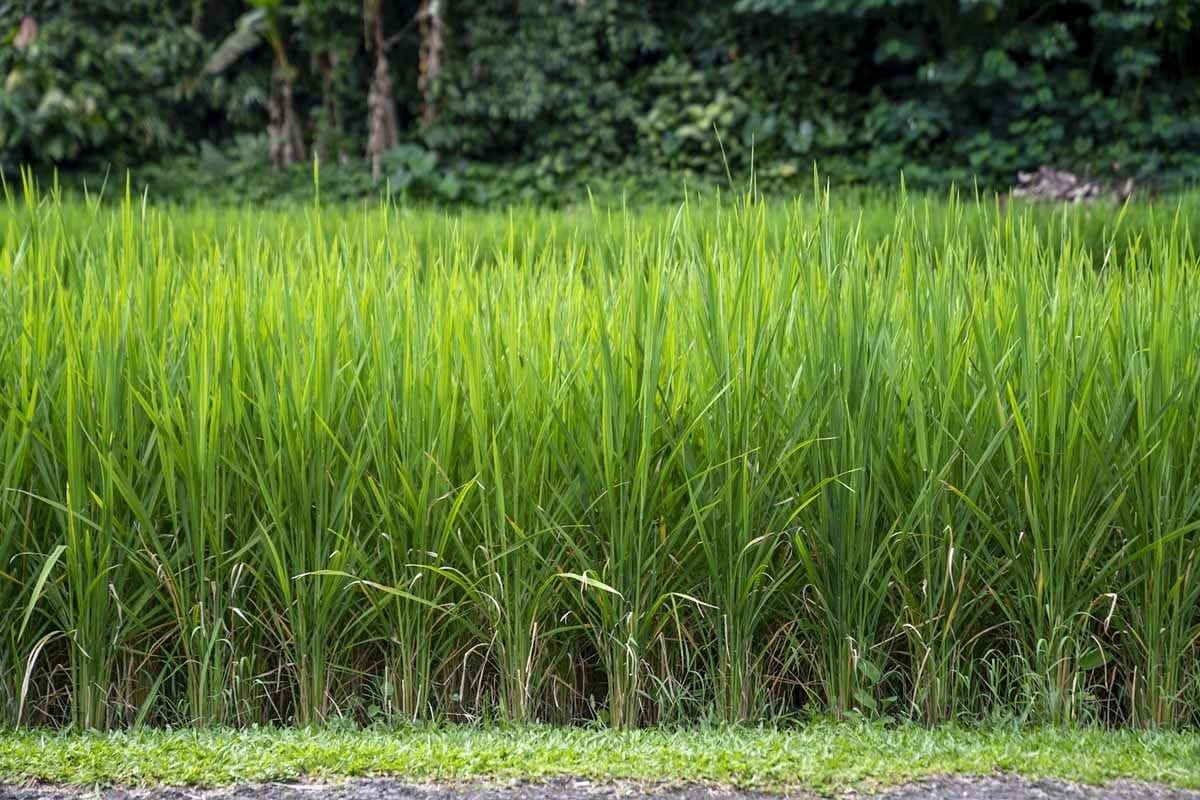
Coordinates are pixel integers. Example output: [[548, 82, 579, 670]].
[[3, 776, 1199, 800]]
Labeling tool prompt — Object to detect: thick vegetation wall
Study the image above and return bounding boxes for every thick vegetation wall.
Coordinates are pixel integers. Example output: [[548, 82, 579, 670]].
[[1, 0, 1198, 201]]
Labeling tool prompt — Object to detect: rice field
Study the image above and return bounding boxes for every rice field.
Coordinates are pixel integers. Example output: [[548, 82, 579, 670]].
[[1, 179, 1199, 730]]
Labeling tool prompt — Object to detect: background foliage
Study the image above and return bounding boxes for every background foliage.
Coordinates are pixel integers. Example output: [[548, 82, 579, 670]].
[[1, 0, 1198, 200]]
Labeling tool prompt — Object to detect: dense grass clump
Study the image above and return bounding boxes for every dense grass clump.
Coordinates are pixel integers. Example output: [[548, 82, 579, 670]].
[[1, 180, 1199, 730]]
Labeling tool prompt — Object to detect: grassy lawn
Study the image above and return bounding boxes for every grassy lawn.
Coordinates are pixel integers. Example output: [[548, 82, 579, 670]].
[[1, 724, 1198, 790]]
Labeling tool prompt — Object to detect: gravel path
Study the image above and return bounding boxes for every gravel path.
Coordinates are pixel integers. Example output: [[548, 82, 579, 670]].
[[2, 776, 1198, 800]]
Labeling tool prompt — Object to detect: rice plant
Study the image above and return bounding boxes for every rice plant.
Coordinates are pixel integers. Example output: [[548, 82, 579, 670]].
[[1, 175, 1198, 728]]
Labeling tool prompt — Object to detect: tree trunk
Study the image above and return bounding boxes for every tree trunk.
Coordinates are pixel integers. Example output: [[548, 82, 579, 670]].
[[365, 0, 400, 182], [417, 0, 444, 127], [268, 65, 304, 170]]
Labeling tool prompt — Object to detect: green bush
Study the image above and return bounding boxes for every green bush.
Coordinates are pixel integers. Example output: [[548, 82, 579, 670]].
[[4, 0, 1199, 193], [0, 0, 207, 167]]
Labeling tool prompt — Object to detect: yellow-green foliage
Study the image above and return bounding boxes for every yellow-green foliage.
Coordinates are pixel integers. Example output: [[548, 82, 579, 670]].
[[1, 180, 1198, 729]]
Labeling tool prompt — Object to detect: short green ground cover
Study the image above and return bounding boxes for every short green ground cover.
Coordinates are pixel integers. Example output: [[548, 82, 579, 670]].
[[2, 177, 1199, 732], [1, 724, 1199, 789]]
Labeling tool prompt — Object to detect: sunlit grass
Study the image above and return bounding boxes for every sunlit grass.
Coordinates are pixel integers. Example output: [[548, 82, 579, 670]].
[[1, 724, 1199, 789], [1, 173, 1198, 730]]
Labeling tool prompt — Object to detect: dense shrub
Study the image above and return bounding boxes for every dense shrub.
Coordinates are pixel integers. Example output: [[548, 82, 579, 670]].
[[0, 0, 207, 167], [2, 0, 1199, 193]]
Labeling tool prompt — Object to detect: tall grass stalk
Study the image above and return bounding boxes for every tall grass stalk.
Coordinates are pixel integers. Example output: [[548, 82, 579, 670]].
[[1, 182, 1198, 728]]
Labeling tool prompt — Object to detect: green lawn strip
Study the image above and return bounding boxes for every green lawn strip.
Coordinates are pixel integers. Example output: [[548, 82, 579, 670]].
[[0, 725, 1197, 791]]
